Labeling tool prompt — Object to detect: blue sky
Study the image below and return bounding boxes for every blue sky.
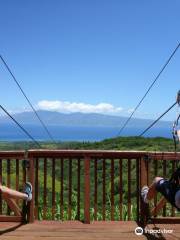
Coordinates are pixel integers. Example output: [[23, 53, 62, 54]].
[[0, 0, 180, 120]]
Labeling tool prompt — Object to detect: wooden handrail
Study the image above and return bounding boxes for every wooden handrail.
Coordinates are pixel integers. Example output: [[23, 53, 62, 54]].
[[27, 149, 180, 160], [0, 151, 25, 159]]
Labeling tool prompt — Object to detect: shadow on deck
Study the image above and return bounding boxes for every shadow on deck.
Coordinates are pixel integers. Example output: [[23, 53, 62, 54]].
[[0, 221, 179, 240]]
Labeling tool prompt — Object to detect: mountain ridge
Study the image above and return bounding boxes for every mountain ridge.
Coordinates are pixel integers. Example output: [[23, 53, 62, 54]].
[[0, 110, 172, 128]]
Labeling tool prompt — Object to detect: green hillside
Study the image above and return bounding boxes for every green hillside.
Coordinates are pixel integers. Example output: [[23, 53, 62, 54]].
[[0, 136, 178, 151]]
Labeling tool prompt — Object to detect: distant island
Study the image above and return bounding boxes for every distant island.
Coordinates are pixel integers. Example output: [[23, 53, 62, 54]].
[[0, 110, 173, 141]]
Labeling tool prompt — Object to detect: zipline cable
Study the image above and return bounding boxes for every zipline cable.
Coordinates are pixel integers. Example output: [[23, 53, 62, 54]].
[[117, 42, 180, 136], [0, 104, 41, 148], [139, 101, 177, 137], [0, 55, 56, 143]]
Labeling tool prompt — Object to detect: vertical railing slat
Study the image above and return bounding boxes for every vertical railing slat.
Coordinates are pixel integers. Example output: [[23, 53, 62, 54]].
[[77, 158, 81, 220], [136, 158, 140, 222], [7, 159, 10, 187], [35, 158, 39, 219], [7, 159, 10, 215], [119, 159, 123, 220], [94, 159, 97, 220], [60, 159, 64, 220], [23, 160, 26, 184], [68, 158, 72, 220], [28, 156, 35, 223], [154, 159, 158, 216], [171, 160, 175, 217], [15, 159, 19, 190], [43, 158, 47, 219], [111, 159, 114, 221], [84, 155, 90, 224], [140, 157, 148, 225], [102, 159, 106, 220], [52, 158, 55, 220], [163, 159, 166, 217], [127, 159, 131, 220], [15, 159, 19, 205], [147, 158, 150, 186]]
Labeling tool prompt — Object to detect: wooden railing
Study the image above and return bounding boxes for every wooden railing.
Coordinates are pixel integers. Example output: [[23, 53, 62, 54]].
[[0, 150, 180, 224], [28, 150, 145, 223], [0, 151, 33, 222], [140, 152, 180, 225]]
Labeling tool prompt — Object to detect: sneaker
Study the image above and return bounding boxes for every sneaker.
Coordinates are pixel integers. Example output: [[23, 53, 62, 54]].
[[141, 186, 149, 204], [23, 182, 32, 202]]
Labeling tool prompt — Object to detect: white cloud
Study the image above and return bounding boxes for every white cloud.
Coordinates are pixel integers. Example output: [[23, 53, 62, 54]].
[[37, 100, 123, 114]]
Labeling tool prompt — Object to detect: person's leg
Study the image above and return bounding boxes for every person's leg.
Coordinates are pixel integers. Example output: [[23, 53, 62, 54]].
[[147, 177, 163, 200], [0, 185, 28, 200], [0, 182, 32, 201], [141, 177, 163, 203]]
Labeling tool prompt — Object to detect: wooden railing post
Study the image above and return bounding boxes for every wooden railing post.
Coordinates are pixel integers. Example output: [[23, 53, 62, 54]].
[[84, 155, 90, 224], [28, 156, 35, 223], [140, 156, 149, 226]]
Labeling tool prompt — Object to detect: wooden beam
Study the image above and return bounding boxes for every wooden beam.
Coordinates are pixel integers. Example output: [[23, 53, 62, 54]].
[[151, 217, 180, 224], [2, 195, 22, 216], [0, 215, 23, 222], [151, 197, 167, 216]]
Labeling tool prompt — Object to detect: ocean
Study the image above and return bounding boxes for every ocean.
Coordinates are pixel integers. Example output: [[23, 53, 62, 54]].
[[0, 124, 172, 142]]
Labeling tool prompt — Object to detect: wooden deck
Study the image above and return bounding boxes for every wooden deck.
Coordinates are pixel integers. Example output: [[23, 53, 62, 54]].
[[0, 221, 179, 240]]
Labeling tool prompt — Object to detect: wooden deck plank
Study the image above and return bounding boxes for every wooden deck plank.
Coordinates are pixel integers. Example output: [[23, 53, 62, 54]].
[[0, 237, 144, 240], [0, 221, 179, 240]]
